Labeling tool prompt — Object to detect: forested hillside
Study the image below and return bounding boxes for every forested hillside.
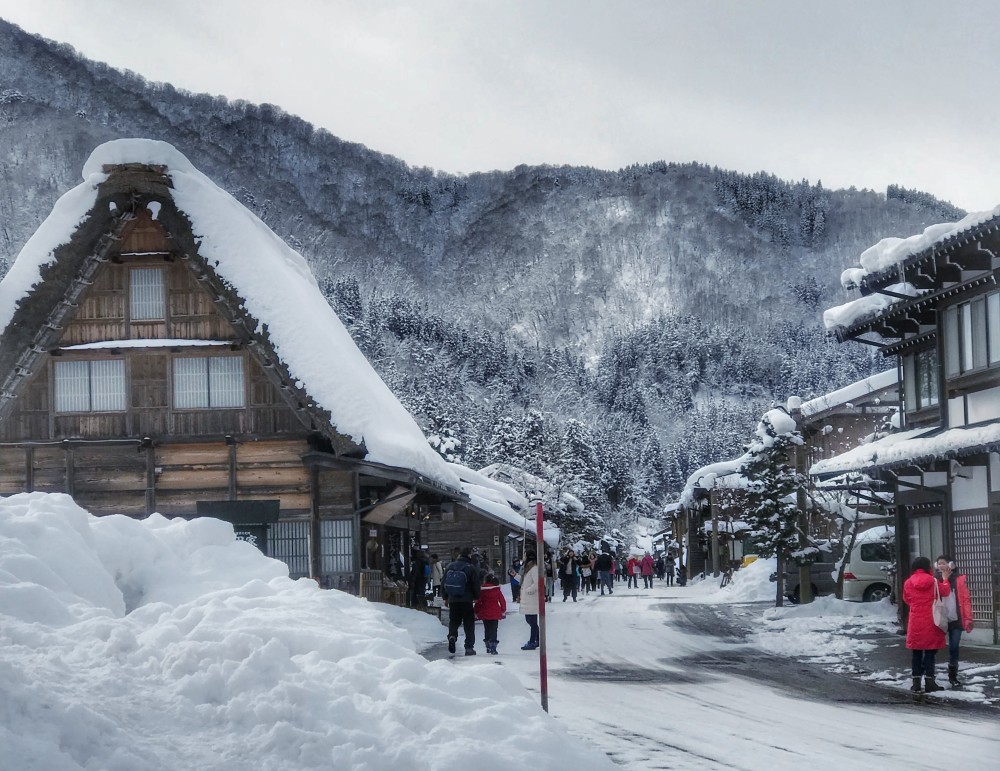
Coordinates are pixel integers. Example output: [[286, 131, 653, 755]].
[[0, 19, 964, 536]]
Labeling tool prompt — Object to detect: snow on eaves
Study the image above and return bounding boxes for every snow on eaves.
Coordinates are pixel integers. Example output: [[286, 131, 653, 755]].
[[825, 204, 1000, 333], [801, 369, 898, 419], [810, 424, 1000, 476], [448, 463, 529, 512], [855, 206, 1000, 278], [464, 490, 560, 548], [822, 283, 926, 331], [0, 139, 459, 490]]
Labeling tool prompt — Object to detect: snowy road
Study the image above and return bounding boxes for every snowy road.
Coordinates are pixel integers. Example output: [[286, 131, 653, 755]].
[[438, 582, 1000, 770]]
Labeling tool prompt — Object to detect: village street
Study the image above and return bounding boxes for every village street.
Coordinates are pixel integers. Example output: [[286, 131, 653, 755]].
[[429, 580, 1000, 770]]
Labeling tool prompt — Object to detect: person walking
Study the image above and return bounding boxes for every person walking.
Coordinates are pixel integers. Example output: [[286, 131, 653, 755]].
[[443, 547, 482, 656], [936, 554, 974, 689], [627, 555, 640, 588], [429, 553, 444, 599], [508, 557, 522, 603], [407, 547, 428, 608], [595, 549, 614, 595], [664, 553, 675, 586], [902, 556, 950, 692], [474, 573, 507, 654], [640, 551, 655, 589], [655, 554, 665, 581], [559, 549, 579, 602], [520, 551, 540, 650], [544, 551, 556, 602]]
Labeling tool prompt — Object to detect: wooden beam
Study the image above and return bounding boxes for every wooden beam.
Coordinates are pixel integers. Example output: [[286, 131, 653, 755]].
[[310, 465, 320, 580]]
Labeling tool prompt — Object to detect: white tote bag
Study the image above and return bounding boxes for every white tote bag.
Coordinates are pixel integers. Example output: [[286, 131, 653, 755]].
[[932, 581, 949, 632]]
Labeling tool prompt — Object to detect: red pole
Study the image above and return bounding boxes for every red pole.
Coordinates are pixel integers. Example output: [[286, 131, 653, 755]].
[[535, 500, 549, 712]]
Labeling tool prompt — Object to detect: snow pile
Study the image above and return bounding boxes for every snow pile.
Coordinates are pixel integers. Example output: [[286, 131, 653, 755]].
[[689, 557, 778, 603], [0, 138, 458, 491], [755, 595, 898, 664], [0, 492, 607, 771]]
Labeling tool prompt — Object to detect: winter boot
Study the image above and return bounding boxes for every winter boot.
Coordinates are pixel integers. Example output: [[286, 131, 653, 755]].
[[923, 675, 943, 693], [447, 635, 456, 654], [465, 647, 477, 656], [910, 677, 923, 693], [947, 664, 963, 689]]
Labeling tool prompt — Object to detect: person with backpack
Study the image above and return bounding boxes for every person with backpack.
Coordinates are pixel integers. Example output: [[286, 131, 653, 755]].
[[594, 549, 614, 595], [507, 557, 522, 603], [443, 546, 482, 655], [474, 573, 507, 654]]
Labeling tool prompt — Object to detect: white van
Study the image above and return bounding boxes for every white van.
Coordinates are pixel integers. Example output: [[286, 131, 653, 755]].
[[842, 525, 894, 602]]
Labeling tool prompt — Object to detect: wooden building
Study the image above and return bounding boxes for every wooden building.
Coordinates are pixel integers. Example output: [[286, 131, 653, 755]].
[[0, 139, 535, 603], [819, 211, 1000, 641]]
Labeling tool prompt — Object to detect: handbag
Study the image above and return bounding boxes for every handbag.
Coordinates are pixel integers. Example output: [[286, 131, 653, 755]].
[[932, 581, 949, 632]]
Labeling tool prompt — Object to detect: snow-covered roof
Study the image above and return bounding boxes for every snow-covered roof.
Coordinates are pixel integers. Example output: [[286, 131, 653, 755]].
[[801, 369, 898, 419], [855, 207, 1000, 278], [809, 424, 1000, 476], [822, 283, 927, 331], [824, 205, 1000, 332], [0, 139, 459, 491]]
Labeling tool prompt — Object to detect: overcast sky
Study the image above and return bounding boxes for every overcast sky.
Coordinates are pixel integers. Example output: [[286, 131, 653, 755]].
[[2, 0, 999, 212]]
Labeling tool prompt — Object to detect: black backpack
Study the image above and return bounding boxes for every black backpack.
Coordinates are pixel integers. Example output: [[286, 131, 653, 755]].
[[443, 564, 469, 599]]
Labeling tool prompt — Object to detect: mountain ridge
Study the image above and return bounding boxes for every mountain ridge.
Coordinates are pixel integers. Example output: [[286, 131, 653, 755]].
[[0, 18, 960, 526]]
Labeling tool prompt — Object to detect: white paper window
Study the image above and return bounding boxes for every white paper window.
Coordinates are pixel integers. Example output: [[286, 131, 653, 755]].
[[55, 359, 125, 412], [966, 385, 1000, 425], [988, 292, 999, 365], [172, 356, 244, 409], [130, 267, 165, 321]]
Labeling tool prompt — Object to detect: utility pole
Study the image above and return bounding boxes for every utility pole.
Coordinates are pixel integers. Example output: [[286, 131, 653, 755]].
[[788, 396, 813, 605], [535, 500, 549, 712]]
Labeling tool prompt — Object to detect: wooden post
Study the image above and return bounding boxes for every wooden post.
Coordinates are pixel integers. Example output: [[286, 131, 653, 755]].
[[536, 500, 549, 713], [711, 488, 720, 578]]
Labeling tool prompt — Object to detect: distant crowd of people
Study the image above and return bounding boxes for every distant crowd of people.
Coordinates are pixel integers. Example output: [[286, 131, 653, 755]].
[[426, 544, 684, 655]]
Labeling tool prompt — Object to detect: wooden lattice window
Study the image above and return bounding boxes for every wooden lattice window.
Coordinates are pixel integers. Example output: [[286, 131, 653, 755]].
[[54, 359, 126, 413], [320, 519, 355, 574], [172, 356, 245, 409], [954, 510, 993, 624], [129, 267, 165, 321], [267, 520, 310, 579]]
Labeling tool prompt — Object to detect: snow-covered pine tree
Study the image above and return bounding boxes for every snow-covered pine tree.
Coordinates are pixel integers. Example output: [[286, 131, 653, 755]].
[[738, 408, 808, 564]]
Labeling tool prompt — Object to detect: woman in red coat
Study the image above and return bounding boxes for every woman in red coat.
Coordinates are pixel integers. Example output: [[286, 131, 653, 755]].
[[936, 554, 974, 688], [902, 556, 950, 693], [474, 573, 507, 655]]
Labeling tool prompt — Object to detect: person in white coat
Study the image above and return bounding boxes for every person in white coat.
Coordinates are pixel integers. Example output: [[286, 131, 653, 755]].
[[520, 551, 540, 650]]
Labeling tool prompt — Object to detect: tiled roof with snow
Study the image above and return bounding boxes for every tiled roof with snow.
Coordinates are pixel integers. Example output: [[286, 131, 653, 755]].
[[810, 424, 1000, 476], [823, 205, 1000, 333], [801, 369, 898, 419], [0, 139, 459, 490]]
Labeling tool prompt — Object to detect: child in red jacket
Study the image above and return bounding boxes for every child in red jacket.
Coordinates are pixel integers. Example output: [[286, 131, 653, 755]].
[[474, 573, 507, 655]]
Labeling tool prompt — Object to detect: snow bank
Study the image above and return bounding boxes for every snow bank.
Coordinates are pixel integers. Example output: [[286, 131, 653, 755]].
[[0, 492, 610, 771], [756, 595, 897, 663], [688, 557, 778, 603]]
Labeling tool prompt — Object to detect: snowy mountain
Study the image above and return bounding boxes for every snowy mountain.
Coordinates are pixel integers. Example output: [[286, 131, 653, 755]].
[[0, 18, 964, 519]]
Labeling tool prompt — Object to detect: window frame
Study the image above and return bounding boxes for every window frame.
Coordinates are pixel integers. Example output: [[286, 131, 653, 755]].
[[53, 358, 127, 414], [943, 289, 1000, 378], [128, 266, 166, 322], [171, 354, 246, 410]]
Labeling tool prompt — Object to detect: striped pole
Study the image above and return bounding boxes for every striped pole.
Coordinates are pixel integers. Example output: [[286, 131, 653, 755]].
[[536, 500, 549, 712]]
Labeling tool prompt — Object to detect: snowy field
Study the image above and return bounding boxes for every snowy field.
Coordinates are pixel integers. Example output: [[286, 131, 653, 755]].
[[2, 492, 997, 770]]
